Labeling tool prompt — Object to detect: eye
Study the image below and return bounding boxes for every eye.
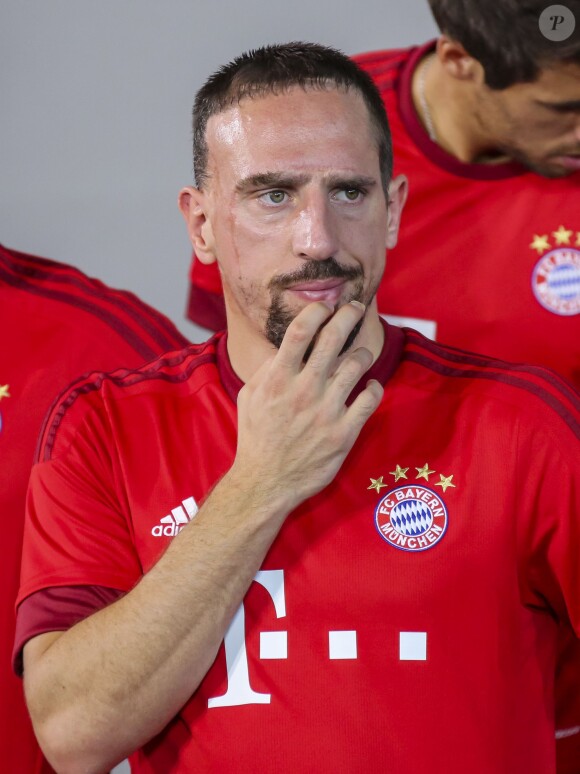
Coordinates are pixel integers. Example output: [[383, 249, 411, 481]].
[[260, 190, 287, 205], [335, 188, 362, 202]]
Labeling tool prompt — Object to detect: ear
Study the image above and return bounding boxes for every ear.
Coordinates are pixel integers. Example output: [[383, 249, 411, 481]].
[[436, 35, 483, 82], [385, 175, 408, 250], [178, 186, 217, 265]]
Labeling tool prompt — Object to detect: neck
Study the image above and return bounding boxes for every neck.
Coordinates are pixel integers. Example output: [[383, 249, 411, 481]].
[[411, 50, 509, 165]]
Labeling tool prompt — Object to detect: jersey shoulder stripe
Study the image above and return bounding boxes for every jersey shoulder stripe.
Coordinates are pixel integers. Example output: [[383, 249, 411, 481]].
[[35, 335, 222, 464], [402, 328, 580, 438], [0, 245, 189, 357]]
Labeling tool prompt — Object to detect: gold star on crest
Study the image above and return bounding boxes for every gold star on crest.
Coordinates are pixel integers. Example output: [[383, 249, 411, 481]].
[[435, 474, 456, 492], [368, 476, 388, 493], [576, 232, 580, 247], [389, 465, 409, 482], [552, 225, 573, 246], [0, 384, 10, 401], [415, 463, 435, 481], [529, 234, 550, 254]]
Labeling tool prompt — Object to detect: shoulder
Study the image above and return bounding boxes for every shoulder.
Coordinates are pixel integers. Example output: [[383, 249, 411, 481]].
[[0, 243, 189, 360], [35, 334, 224, 464], [399, 327, 579, 440]]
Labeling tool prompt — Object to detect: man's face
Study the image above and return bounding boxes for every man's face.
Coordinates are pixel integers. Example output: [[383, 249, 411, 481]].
[[198, 86, 401, 349], [474, 60, 580, 177]]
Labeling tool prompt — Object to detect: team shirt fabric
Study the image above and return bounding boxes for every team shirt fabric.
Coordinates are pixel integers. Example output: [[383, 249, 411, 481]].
[[15, 322, 580, 773], [185, 41, 580, 387], [0, 244, 189, 773]]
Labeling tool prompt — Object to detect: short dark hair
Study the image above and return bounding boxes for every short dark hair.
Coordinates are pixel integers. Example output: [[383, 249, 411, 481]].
[[428, 0, 580, 88], [192, 42, 392, 192]]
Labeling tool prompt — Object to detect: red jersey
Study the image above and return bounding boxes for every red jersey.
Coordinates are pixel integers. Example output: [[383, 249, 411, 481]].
[[0, 244, 189, 773], [15, 323, 580, 773], [185, 42, 580, 388]]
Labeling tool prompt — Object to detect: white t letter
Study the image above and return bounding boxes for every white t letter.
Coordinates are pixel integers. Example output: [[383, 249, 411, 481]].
[[208, 570, 286, 708]]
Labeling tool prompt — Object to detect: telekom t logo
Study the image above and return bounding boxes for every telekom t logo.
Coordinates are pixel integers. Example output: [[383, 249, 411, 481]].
[[207, 569, 427, 709], [208, 570, 285, 707]]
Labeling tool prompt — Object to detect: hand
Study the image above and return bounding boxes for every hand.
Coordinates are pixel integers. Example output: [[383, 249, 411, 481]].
[[232, 301, 383, 512]]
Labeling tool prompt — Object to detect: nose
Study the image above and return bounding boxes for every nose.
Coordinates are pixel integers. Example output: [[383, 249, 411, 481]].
[[292, 191, 339, 261]]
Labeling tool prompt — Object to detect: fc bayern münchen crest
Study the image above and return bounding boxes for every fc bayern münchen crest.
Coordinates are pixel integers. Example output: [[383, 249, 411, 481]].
[[531, 248, 580, 316], [375, 485, 448, 552]]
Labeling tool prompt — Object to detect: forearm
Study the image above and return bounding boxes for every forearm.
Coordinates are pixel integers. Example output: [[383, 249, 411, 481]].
[[24, 467, 291, 773]]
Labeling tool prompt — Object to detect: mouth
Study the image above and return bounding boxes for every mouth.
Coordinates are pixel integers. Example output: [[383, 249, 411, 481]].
[[551, 154, 580, 171], [286, 279, 347, 305]]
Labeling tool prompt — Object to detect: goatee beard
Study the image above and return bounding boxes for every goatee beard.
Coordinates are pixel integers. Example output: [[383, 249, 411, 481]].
[[265, 257, 367, 360]]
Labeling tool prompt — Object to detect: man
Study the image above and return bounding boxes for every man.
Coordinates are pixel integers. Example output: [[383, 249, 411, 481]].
[[0, 243, 189, 772], [185, 11, 580, 766], [186, 0, 580, 384], [15, 44, 579, 773]]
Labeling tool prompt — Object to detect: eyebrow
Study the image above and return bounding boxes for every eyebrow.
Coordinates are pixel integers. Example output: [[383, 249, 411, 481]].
[[535, 99, 580, 113], [235, 172, 310, 192], [235, 171, 378, 193]]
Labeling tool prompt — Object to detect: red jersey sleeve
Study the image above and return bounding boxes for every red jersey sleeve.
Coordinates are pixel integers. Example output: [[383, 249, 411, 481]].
[[516, 404, 580, 634], [18, 382, 142, 605]]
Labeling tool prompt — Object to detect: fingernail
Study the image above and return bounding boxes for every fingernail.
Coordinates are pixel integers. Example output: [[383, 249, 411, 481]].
[[350, 300, 366, 312]]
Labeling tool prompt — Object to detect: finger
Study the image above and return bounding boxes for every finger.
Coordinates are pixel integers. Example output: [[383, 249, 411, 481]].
[[237, 351, 276, 405], [274, 302, 335, 372], [329, 346, 374, 404], [302, 300, 366, 376], [344, 378, 383, 430]]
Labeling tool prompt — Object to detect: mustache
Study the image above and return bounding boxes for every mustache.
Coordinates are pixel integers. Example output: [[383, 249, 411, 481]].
[[268, 257, 362, 291]]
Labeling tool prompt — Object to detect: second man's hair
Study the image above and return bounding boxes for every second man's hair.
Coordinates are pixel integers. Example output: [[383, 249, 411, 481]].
[[428, 0, 580, 88]]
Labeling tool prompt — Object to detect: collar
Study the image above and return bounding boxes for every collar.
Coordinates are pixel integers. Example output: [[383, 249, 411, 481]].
[[216, 317, 404, 404]]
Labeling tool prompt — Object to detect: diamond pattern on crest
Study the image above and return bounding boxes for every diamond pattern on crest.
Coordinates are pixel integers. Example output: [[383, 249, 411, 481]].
[[390, 500, 433, 536], [547, 264, 580, 301]]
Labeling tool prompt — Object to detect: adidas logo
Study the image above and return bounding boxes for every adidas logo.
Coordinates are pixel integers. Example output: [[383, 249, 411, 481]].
[[152, 496, 198, 537]]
